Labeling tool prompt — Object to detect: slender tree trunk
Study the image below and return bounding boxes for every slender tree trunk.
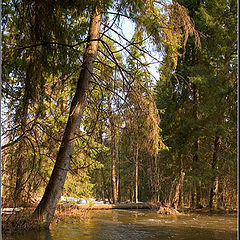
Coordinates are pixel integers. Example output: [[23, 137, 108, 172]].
[[191, 190, 194, 208], [192, 83, 201, 208], [171, 155, 185, 209], [209, 136, 221, 209], [151, 155, 159, 203], [111, 156, 117, 203], [214, 176, 219, 206], [14, 109, 28, 204], [108, 96, 118, 204], [130, 182, 134, 202], [14, 1, 44, 204], [99, 128, 106, 203], [155, 156, 160, 202], [1, 99, 13, 204], [117, 145, 121, 202], [180, 190, 184, 208], [149, 156, 158, 202], [14, 59, 33, 205], [116, 147, 119, 198], [33, 9, 102, 227], [101, 168, 106, 203], [172, 170, 185, 209], [135, 143, 139, 203], [139, 155, 143, 201], [148, 159, 153, 201]]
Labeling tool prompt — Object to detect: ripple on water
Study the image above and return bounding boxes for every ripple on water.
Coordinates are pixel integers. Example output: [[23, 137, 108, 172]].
[[3, 210, 237, 240]]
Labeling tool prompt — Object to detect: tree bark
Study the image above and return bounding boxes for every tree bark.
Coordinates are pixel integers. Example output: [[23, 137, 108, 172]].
[[209, 136, 221, 209], [192, 83, 201, 208], [135, 143, 139, 203], [108, 96, 118, 204], [172, 170, 185, 209], [172, 155, 185, 209], [1, 98, 13, 204], [117, 145, 121, 202], [151, 155, 159, 203], [33, 9, 102, 227]]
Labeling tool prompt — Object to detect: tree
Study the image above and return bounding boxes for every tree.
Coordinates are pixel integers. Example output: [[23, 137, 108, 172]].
[[2, 0, 204, 229], [33, 6, 102, 226], [155, 0, 237, 209]]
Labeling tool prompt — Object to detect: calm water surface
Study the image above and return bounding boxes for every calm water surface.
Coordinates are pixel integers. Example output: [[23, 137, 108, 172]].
[[4, 209, 237, 240]]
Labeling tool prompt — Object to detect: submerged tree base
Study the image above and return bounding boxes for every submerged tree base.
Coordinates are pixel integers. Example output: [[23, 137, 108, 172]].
[[1, 204, 89, 234]]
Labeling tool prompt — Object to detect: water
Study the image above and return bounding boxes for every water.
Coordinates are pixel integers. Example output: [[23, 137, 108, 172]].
[[4, 209, 237, 240]]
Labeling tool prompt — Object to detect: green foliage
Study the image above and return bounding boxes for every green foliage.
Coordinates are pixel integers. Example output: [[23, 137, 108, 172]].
[[1, 0, 236, 209], [155, 0, 237, 207]]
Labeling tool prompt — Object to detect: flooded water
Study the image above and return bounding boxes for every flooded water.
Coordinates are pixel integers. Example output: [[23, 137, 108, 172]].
[[4, 209, 237, 240]]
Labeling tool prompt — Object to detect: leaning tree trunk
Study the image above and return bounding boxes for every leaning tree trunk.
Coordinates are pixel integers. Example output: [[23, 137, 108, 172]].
[[33, 9, 102, 228]]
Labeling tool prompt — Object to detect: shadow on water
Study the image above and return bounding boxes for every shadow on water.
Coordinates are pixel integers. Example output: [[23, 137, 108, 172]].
[[3, 228, 53, 240], [3, 209, 237, 240]]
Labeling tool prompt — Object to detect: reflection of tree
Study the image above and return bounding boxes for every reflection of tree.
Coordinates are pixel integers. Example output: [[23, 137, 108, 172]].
[[44, 229, 52, 240]]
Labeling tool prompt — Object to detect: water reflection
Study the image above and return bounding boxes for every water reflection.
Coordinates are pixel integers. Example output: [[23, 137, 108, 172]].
[[3, 228, 53, 240], [3, 210, 237, 240], [44, 230, 52, 240]]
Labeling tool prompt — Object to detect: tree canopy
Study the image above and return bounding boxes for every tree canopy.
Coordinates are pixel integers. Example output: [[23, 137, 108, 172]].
[[1, 0, 237, 229]]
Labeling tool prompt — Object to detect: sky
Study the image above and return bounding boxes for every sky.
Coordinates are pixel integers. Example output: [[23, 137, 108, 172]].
[[106, 12, 163, 83]]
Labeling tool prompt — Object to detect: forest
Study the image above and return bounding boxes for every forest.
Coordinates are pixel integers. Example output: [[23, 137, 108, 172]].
[[1, 0, 237, 231]]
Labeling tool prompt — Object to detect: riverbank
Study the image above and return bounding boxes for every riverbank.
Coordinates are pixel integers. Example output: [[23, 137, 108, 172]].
[[2, 201, 237, 215], [56, 202, 237, 214], [1, 202, 152, 233], [1, 202, 237, 234], [58, 202, 154, 210], [3, 208, 237, 240], [2, 201, 237, 218]]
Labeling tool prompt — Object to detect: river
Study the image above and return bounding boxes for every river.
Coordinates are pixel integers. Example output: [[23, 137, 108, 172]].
[[3, 209, 237, 240]]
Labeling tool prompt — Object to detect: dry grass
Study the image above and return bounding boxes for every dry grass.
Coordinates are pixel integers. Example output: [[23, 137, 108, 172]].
[[1, 207, 40, 234], [1, 204, 89, 234], [52, 204, 89, 225]]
